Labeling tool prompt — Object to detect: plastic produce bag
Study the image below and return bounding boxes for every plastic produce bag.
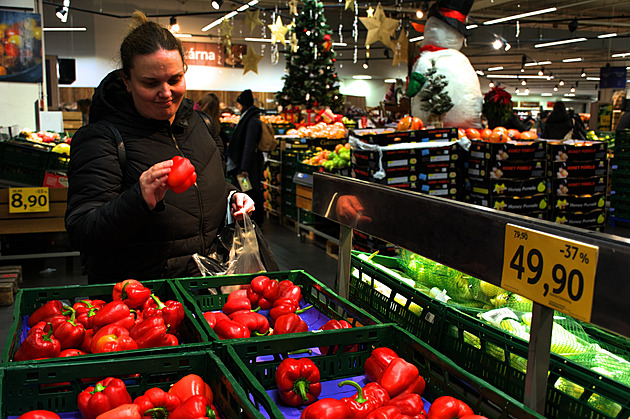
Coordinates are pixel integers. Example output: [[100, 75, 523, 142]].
[[225, 212, 265, 275]]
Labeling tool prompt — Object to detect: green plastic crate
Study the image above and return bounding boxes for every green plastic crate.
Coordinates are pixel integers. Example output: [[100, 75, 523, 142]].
[[2, 279, 208, 365], [0, 141, 50, 186], [220, 323, 545, 419], [2, 349, 263, 418], [47, 152, 69, 173], [172, 270, 381, 343], [349, 251, 448, 346]]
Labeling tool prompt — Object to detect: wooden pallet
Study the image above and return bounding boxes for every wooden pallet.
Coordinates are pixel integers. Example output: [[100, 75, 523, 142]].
[[0, 265, 21, 306]]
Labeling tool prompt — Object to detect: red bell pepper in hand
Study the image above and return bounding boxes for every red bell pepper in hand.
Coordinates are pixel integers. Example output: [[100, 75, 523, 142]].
[[278, 279, 302, 301], [112, 279, 152, 309], [59, 348, 87, 357], [168, 156, 197, 194], [78, 377, 133, 419], [365, 406, 413, 419], [273, 313, 308, 335], [14, 324, 61, 361], [364, 347, 400, 383], [247, 275, 280, 309], [301, 398, 352, 419], [275, 357, 322, 406], [203, 311, 230, 329], [231, 311, 270, 335], [426, 396, 474, 419], [222, 297, 254, 317], [129, 315, 178, 349], [91, 324, 138, 353], [27, 300, 69, 328], [318, 319, 357, 354], [168, 374, 213, 404], [170, 395, 218, 419], [379, 357, 424, 399], [95, 404, 142, 419], [17, 411, 60, 419], [133, 387, 181, 418], [91, 301, 135, 332], [49, 307, 86, 350], [387, 393, 426, 418], [214, 318, 250, 339], [340, 381, 390, 419], [142, 294, 185, 334]]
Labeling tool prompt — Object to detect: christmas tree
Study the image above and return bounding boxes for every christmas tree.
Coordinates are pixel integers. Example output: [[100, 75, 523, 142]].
[[275, 0, 344, 113]]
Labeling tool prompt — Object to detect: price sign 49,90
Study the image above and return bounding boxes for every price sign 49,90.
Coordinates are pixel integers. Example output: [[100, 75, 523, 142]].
[[501, 224, 599, 322]]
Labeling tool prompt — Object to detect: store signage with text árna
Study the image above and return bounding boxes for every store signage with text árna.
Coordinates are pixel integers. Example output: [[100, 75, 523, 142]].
[[8, 187, 50, 213], [501, 223, 598, 322], [182, 42, 246, 68]]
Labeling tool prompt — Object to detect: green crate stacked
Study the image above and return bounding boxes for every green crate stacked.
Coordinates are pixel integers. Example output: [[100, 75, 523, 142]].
[[547, 140, 609, 231], [465, 139, 549, 219], [0, 140, 52, 186], [218, 324, 544, 419], [352, 230, 398, 256], [263, 159, 282, 217], [610, 130, 630, 222], [281, 150, 298, 220]]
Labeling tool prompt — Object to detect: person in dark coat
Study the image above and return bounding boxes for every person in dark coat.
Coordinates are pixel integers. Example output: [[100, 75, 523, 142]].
[[65, 11, 254, 284], [227, 89, 265, 225], [542, 101, 574, 139]]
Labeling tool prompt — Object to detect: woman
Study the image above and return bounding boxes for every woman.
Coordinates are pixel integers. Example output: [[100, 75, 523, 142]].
[[198, 92, 230, 152], [542, 101, 574, 139], [65, 11, 254, 284]]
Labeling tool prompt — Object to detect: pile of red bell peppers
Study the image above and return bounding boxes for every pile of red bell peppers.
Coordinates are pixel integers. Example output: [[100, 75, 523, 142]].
[[203, 275, 357, 340], [17, 373, 219, 419], [14, 279, 185, 361]]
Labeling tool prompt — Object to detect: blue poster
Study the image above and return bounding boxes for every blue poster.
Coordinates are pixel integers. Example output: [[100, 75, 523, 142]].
[[599, 66, 627, 89], [0, 11, 43, 83]]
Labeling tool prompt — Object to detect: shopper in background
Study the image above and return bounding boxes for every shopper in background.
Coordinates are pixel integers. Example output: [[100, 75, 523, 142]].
[[542, 101, 574, 139], [227, 89, 265, 225], [535, 106, 546, 136], [568, 109, 587, 140], [198, 92, 230, 153], [617, 111, 630, 130], [65, 11, 254, 284]]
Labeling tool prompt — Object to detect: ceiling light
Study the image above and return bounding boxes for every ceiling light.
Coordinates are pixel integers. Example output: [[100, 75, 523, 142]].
[[56, 6, 68, 22], [538, 69, 544, 76], [535, 38, 587, 48], [520, 67, 525, 73], [476, 70, 485, 76], [559, 80, 565, 86], [169, 17, 180, 33], [570, 86, 576, 92], [43, 27, 86, 31], [562, 57, 583, 63], [492, 39, 503, 50], [524, 61, 551, 67], [541, 93, 553, 96], [612, 53, 630, 58], [384, 79, 397, 83], [487, 66, 503, 71], [416, 10, 424, 19], [490, 74, 551, 79], [598, 33, 617, 39], [525, 88, 530, 94], [515, 88, 520, 93], [489, 81, 495, 88], [174, 33, 192, 38], [409, 36, 424, 43], [466, 24, 478, 29], [363, 60, 369, 69], [211, 0, 223, 9], [353, 75, 372, 80], [581, 68, 586, 77], [483, 7, 557, 25], [521, 79, 527, 86], [553, 85, 558, 91], [586, 77, 600, 81], [504, 42, 511, 51]]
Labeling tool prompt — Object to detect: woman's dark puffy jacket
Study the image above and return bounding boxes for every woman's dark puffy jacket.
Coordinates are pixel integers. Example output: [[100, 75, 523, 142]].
[[65, 70, 234, 283]]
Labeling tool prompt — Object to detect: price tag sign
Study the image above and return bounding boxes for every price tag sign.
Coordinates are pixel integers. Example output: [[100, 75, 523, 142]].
[[8, 187, 50, 214], [501, 224, 599, 322]]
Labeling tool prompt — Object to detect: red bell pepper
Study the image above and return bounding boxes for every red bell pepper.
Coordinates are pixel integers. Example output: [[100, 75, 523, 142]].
[[364, 347, 400, 383], [365, 406, 413, 419], [387, 393, 426, 418], [129, 315, 177, 348], [275, 357, 322, 406], [133, 387, 181, 418], [91, 301, 135, 331], [301, 398, 352, 419], [231, 311, 270, 335], [318, 319, 357, 354], [278, 279, 302, 301], [379, 358, 425, 398], [142, 294, 185, 334], [17, 411, 60, 419], [460, 416, 487, 419], [426, 396, 473, 419], [203, 311, 230, 329], [222, 297, 254, 316], [14, 324, 61, 361], [340, 381, 390, 419], [169, 395, 218, 419], [227, 288, 249, 301], [27, 321, 49, 336], [168, 374, 214, 404], [214, 318, 250, 339], [269, 298, 312, 325], [49, 307, 86, 350], [73, 299, 106, 315], [27, 300, 69, 328], [113, 279, 152, 309], [76, 306, 100, 330], [168, 155, 197, 194], [95, 404, 142, 419], [91, 324, 138, 353], [58, 348, 87, 357], [81, 329, 95, 353], [247, 275, 280, 309], [78, 377, 133, 419], [273, 313, 308, 335]]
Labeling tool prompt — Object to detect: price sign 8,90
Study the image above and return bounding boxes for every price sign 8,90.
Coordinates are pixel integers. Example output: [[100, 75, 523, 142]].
[[501, 224, 599, 322], [8, 187, 50, 213]]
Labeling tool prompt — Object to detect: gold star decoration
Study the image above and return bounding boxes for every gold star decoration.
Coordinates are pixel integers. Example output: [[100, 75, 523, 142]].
[[392, 30, 409, 66], [290, 32, 299, 53], [289, 0, 299, 15], [243, 9, 263, 33], [366, 6, 374, 17], [345, 0, 354, 11], [359, 3, 397, 49], [220, 19, 233, 56], [242, 44, 263, 75], [268, 16, 289, 44]]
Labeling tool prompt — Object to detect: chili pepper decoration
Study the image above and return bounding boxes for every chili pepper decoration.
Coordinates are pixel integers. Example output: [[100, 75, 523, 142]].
[[14, 323, 61, 361], [17, 411, 61, 419], [247, 275, 281, 309], [275, 357, 322, 406], [27, 300, 69, 328], [364, 347, 400, 383], [142, 294, 185, 334], [168, 374, 214, 404], [169, 395, 218, 419], [77, 377, 133, 419], [49, 307, 86, 350], [231, 311, 270, 335], [426, 396, 474, 419], [112, 279, 152, 309], [378, 357, 425, 398], [318, 319, 357, 354], [94, 403, 142, 419], [214, 318, 250, 339], [386, 393, 426, 418], [273, 313, 308, 335], [168, 156, 197, 194], [300, 398, 352, 419], [90, 324, 138, 353], [129, 315, 178, 349], [365, 406, 413, 419], [203, 311, 230, 329], [133, 387, 182, 418], [339, 380, 390, 419]]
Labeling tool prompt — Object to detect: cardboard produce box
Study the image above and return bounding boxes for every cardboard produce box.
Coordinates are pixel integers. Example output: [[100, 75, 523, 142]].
[[550, 193, 606, 212], [468, 192, 549, 214], [546, 139, 608, 162], [551, 176, 608, 196], [549, 208, 607, 228], [467, 158, 546, 180], [549, 159, 608, 179], [469, 177, 548, 196], [469, 139, 546, 163]]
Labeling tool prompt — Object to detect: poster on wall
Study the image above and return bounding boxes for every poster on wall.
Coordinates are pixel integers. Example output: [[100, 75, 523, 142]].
[[183, 41, 246, 69], [0, 11, 43, 83]]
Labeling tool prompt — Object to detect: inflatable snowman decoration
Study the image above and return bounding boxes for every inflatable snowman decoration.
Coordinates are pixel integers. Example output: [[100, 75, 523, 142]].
[[408, 0, 482, 129]]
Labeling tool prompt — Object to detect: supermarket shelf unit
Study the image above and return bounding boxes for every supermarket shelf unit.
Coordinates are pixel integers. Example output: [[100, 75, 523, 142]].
[[311, 172, 630, 415]]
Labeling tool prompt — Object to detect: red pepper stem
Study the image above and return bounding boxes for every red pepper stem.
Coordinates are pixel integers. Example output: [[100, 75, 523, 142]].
[[207, 407, 217, 419], [295, 305, 313, 314], [150, 294, 166, 310], [252, 306, 261, 313], [339, 380, 366, 404], [143, 407, 168, 419], [254, 330, 269, 336], [287, 348, 313, 355], [121, 281, 130, 299], [43, 323, 55, 342], [62, 305, 74, 316], [79, 300, 95, 308], [91, 382, 106, 394], [294, 379, 310, 403]]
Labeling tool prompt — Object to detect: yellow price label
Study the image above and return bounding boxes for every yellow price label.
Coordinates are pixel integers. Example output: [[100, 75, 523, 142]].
[[501, 224, 599, 322], [8, 187, 50, 214]]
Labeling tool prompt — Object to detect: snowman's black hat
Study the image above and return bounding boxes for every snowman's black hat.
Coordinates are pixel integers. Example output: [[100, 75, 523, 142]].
[[428, 0, 474, 37]]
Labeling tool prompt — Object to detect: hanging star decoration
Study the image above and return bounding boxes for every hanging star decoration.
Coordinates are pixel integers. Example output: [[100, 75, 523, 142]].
[[366, 6, 375, 17], [243, 9, 263, 33], [345, 0, 354, 11], [242, 45, 263, 75], [220, 19, 233, 56], [288, 0, 299, 15], [359, 3, 397, 49], [268, 16, 289, 44], [392, 30, 409, 66], [290, 32, 299, 53]]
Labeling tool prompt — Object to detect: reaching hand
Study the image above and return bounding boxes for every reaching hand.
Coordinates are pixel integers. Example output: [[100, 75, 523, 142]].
[[140, 160, 173, 210], [231, 192, 255, 221], [336, 195, 372, 227]]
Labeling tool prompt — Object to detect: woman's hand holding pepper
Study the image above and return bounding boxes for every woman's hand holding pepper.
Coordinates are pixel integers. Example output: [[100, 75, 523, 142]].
[[230, 192, 255, 220], [140, 160, 173, 210]]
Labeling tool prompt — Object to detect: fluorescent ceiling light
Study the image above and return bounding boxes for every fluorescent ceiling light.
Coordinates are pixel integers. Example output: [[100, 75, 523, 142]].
[[487, 66, 503, 71], [174, 33, 192, 38], [466, 24, 478, 29], [598, 33, 617, 38], [475, 70, 484, 76], [516, 92, 530, 96], [384, 79, 397, 83], [564, 93, 576, 97], [541, 93, 553, 96], [483, 7, 557, 25], [353, 75, 372, 80], [535, 38, 587, 48], [612, 53, 630, 58], [409, 36, 424, 43], [236, 4, 250, 11], [245, 37, 346, 46], [202, 0, 258, 31], [586, 77, 600, 81], [562, 57, 583, 62], [43, 27, 86, 31], [524, 61, 551, 67], [490, 75, 553, 79]]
